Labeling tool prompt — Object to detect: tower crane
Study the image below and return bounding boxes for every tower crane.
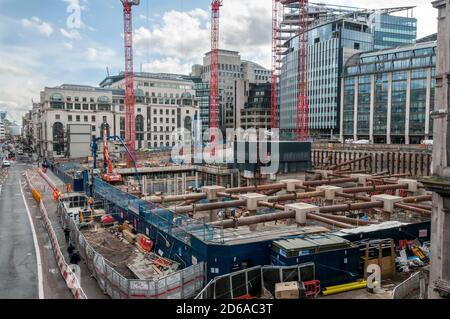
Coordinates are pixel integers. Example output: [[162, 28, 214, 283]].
[[209, 0, 223, 156], [121, 0, 140, 167]]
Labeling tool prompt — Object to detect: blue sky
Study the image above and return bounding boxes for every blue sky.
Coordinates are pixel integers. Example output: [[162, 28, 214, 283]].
[[0, 0, 438, 123]]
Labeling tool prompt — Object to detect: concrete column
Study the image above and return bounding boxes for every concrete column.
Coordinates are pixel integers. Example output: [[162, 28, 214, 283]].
[[353, 77, 359, 141], [425, 67, 432, 139], [182, 172, 187, 194], [339, 77, 345, 143], [142, 175, 147, 196], [405, 70, 412, 144], [369, 74, 375, 143], [387, 72, 393, 144]]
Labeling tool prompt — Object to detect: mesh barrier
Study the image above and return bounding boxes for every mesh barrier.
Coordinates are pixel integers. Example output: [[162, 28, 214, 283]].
[[58, 196, 205, 299], [93, 177, 217, 243], [195, 263, 315, 299]]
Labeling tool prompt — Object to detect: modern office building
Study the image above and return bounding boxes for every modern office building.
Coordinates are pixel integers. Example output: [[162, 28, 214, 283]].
[[277, 4, 417, 140], [240, 83, 271, 130], [340, 40, 436, 144], [279, 16, 373, 140], [369, 12, 417, 50]]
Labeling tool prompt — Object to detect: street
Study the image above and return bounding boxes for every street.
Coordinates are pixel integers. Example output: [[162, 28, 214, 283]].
[[0, 163, 39, 298]]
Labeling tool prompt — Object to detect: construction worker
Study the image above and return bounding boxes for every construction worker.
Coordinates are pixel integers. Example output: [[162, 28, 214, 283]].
[[64, 227, 70, 244], [67, 242, 75, 257], [87, 197, 94, 208], [69, 250, 81, 265]]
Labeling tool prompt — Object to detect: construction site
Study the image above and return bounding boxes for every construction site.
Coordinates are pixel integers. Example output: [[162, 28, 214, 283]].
[[2, 0, 449, 302]]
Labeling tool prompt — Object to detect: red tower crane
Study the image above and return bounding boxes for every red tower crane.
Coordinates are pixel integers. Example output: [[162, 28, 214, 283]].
[[271, 0, 281, 129], [296, 0, 309, 141], [209, 0, 223, 156], [121, 0, 139, 166]]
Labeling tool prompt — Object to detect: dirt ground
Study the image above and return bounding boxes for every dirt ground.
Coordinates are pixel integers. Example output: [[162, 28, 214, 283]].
[[82, 226, 139, 279]]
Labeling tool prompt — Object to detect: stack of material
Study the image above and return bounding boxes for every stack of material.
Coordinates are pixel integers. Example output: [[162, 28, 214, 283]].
[[122, 230, 137, 244], [148, 253, 180, 275], [275, 282, 299, 299], [120, 221, 137, 244]]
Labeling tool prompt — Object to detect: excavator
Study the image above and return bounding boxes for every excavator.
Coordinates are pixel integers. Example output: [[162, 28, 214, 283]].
[[101, 126, 123, 184]]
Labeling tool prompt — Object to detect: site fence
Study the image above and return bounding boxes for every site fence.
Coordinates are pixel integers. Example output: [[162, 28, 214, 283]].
[[392, 271, 426, 299], [25, 171, 87, 299], [195, 263, 315, 299], [59, 196, 205, 299], [48, 162, 84, 192]]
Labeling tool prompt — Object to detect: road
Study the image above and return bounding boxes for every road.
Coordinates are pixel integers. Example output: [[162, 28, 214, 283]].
[[0, 163, 40, 298]]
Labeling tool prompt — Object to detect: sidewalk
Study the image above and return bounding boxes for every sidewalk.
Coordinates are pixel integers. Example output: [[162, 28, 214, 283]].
[[27, 168, 108, 299]]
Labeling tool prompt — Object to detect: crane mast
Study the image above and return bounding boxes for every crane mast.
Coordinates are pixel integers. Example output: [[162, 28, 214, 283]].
[[121, 0, 139, 166], [209, 0, 223, 156], [296, 0, 309, 141]]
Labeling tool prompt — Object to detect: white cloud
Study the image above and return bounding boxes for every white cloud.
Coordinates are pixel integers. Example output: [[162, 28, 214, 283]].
[[60, 28, 81, 40], [86, 47, 98, 61], [86, 47, 117, 66], [21, 16, 54, 37], [142, 58, 192, 74], [63, 42, 73, 50], [0, 47, 49, 122], [134, 9, 210, 62]]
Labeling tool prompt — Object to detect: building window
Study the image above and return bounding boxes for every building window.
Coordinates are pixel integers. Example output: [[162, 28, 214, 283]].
[[68, 115, 73, 122], [76, 115, 80, 122], [84, 116, 88, 122], [55, 114, 60, 120], [92, 116, 96, 122]]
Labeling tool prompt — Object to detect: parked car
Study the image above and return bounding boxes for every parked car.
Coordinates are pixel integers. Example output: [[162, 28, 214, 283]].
[[2, 160, 11, 167]]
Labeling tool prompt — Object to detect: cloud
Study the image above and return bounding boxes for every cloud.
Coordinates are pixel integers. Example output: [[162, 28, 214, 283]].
[[134, 8, 210, 62], [60, 28, 81, 40], [63, 42, 73, 50], [0, 47, 48, 122], [142, 58, 192, 74], [86, 47, 117, 66], [21, 17, 54, 37]]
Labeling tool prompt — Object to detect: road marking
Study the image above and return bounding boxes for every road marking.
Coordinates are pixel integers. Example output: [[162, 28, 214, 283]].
[[20, 179, 44, 299]]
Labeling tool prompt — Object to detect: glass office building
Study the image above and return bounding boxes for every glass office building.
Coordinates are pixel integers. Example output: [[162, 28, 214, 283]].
[[341, 40, 436, 144], [369, 13, 417, 50], [279, 18, 373, 140]]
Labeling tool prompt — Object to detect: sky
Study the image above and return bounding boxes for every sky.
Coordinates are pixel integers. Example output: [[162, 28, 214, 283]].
[[0, 0, 438, 123]]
